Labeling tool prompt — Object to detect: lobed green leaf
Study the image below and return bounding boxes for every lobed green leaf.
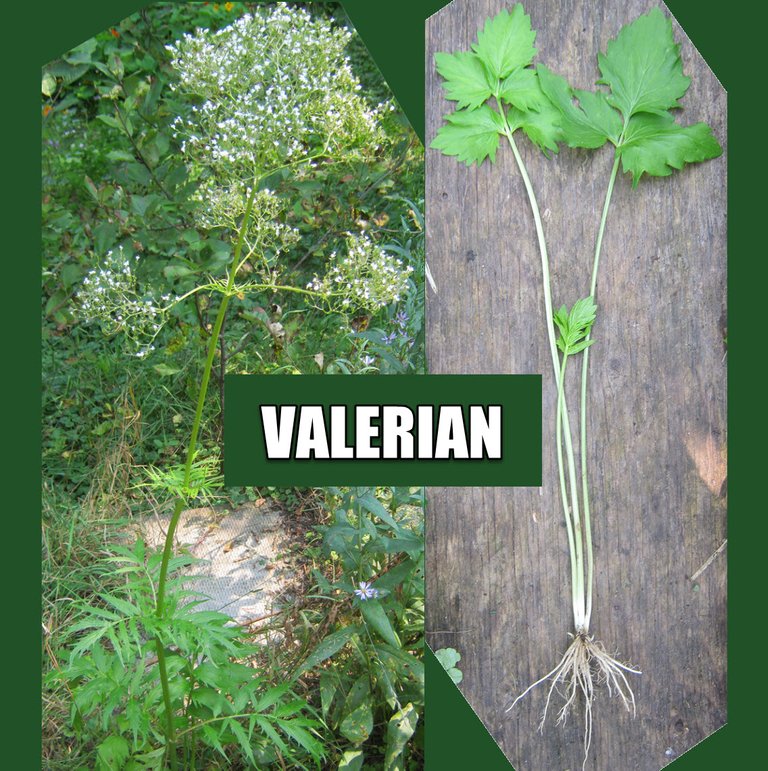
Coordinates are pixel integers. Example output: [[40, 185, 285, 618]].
[[434, 51, 493, 110], [538, 64, 621, 148], [472, 4, 537, 80], [498, 67, 549, 112], [430, 106, 505, 166], [597, 7, 690, 119], [619, 113, 722, 186]]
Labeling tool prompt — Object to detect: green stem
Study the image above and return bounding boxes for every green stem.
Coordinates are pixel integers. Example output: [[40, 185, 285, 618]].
[[555, 354, 581, 627], [153, 180, 260, 767], [500, 113, 585, 629], [558, 353, 586, 629], [581, 152, 621, 630]]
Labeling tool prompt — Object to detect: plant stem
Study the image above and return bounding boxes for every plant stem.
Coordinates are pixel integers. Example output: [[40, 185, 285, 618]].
[[580, 153, 620, 630], [555, 354, 581, 627], [557, 353, 586, 630], [153, 180, 260, 768], [500, 114, 584, 628]]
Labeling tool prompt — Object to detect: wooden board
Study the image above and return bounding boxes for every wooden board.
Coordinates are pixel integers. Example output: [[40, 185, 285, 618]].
[[425, 2, 727, 769]]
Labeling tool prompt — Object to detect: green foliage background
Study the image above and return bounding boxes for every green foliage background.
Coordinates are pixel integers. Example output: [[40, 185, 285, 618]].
[[42, 3, 425, 769]]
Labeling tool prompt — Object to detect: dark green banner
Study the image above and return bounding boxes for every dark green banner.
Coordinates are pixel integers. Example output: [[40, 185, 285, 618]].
[[224, 374, 541, 486]]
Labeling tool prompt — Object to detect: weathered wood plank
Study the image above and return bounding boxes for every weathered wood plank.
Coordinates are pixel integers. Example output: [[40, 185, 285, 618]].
[[425, 2, 726, 769]]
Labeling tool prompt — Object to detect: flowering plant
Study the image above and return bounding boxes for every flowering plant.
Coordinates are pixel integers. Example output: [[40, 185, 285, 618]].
[[62, 5, 416, 768]]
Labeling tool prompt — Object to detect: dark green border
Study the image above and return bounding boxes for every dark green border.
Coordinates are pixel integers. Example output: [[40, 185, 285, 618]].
[[15, 1, 760, 768]]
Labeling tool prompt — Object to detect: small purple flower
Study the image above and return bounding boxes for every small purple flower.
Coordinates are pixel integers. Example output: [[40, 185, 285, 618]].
[[395, 310, 409, 329], [382, 331, 397, 345], [354, 581, 379, 601], [361, 354, 375, 366]]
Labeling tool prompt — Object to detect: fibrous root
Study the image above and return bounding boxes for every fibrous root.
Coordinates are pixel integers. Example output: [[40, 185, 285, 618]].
[[506, 631, 640, 769]]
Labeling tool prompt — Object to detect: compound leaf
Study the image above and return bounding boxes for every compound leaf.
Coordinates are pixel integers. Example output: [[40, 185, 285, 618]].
[[554, 296, 597, 355]]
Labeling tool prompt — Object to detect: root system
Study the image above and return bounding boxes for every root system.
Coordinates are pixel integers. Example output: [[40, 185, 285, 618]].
[[506, 632, 640, 769]]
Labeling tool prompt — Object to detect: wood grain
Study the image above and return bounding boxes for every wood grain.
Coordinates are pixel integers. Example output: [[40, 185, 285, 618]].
[[425, 2, 727, 769]]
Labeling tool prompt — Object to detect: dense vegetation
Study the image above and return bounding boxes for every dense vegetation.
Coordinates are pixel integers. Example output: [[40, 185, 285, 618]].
[[42, 3, 424, 769]]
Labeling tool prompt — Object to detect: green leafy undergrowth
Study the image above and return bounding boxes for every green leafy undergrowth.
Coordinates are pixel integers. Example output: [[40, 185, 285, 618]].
[[300, 487, 425, 770], [49, 539, 323, 770]]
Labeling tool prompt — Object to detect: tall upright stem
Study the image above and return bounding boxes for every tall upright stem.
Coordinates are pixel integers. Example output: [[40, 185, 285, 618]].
[[556, 354, 585, 628], [153, 181, 259, 767], [581, 153, 620, 630], [500, 118, 584, 628]]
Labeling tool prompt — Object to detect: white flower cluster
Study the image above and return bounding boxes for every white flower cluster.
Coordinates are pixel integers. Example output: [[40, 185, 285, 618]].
[[307, 232, 413, 314], [78, 246, 169, 357], [194, 185, 299, 267], [167, 3, 388, 176]]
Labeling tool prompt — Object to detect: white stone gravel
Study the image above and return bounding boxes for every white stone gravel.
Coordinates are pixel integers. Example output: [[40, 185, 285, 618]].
[[138, 500, 293, 624]]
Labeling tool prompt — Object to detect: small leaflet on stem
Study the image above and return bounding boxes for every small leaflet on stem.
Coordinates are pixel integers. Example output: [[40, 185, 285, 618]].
[[554, 296, 597, 356]]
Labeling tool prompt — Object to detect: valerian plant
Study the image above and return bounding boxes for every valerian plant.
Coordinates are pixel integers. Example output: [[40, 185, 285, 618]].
[[59, 5, 415, 769], [432, 4, 721, 766]]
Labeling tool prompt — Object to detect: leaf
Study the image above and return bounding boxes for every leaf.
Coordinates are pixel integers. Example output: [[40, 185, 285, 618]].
[[42, 72, 56, 97], [254, 716, 290, 761], [537, 64, 622, 148], [61, 264, 83, 290], [359, 599, 400, 648], [384, 703, 419, 771], [472, 4, 537, 80], [191, 687, 229, 718], [45, 60, 89, 87], [618, 113, 722, 186], [553, 296, 597, 355], [568, 296, 598, 333], [372, 557, 419, 592], [498, 67, 548, 112], [93, 222, 118, 254], [228, 719, 256, 765], [96, 114, 123, 131], [434, 647, 464, 684], [597, 7, 690, 119], [430, 105, 504, 166], [338, 749, 365, 771], [434, 51, 493, 110], [319, 671, 339, 718], [434, 647, 461, 669], [106, 150, 135, 163], [152, 363, 182, 377], [298, 625, 360, 673], [507, 101, 562, 154], [96, 734, 130, 771], [276, 718, 325, 761], [339, 676, 373, 744], [357, 492, 400, 530], [99, 592, 138, 617]]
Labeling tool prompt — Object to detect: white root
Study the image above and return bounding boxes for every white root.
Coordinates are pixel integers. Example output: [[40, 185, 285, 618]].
[[506, 632, 640, 769]]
